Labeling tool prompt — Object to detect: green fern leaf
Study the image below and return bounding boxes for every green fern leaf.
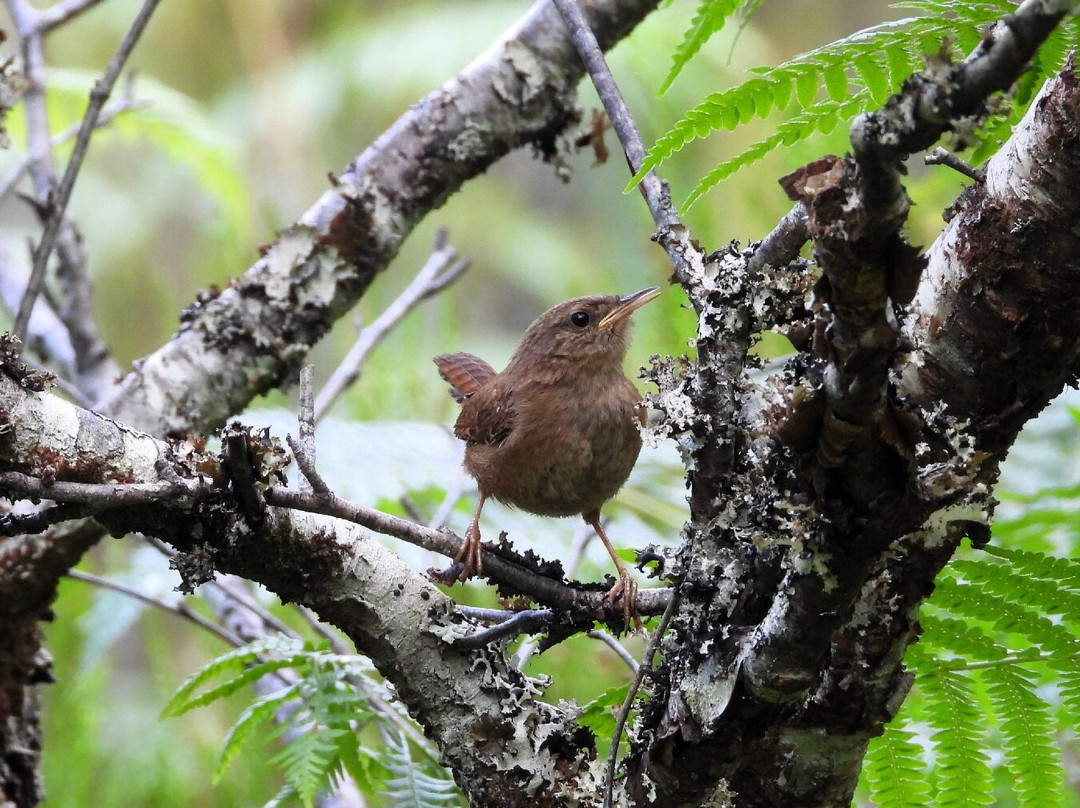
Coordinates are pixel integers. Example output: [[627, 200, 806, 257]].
[[270, 727, 346, 808], [660, 0, 744, 94], [917, 613, 1009, 665], [821, 61, 849, 101], [384, 731, 462, 808], [635, 0, 1034, 196], [681, 93, 868, 210], [215, 684, 301, 782], [863, 724, 932, 808], [162, 636, 307, 717], [794, 66, 819, 107], [854, 54, 891, 103], [979, 545, 1080, 593], [909, 654, 994, 806], [981, 665, 1064, 807]]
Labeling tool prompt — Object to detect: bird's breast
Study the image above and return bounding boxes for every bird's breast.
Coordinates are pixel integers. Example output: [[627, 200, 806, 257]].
[[464, 374, 643, 517]]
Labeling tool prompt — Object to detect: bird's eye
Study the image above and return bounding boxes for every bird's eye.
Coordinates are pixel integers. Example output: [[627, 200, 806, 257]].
[[570, 311, 590, 328]]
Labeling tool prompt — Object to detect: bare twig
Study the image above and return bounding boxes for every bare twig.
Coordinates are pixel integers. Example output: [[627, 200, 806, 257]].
[[925, 146, 984, 181], [587, 629, 640, 673], [550, 0, 671, 225], [452, 609, 554, 650], [15, 0, 165, 340], [746, 203, 810, 274], [0, 87, 148, 209], [263, 485, 673, 619], [290, 364, 333, 499], [603, 587, 681, 808], [66, 568, 243, 646], [0, 502, 91, 535], [0, 470, 211, 505], [550, 0, 709, 302], [34, 0, 108, 34], [314, 227, 469, 422], [206, 576, 298, 641]]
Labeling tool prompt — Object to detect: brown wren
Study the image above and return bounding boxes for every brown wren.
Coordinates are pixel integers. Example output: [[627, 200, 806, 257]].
[[433, 287, 660, 627]]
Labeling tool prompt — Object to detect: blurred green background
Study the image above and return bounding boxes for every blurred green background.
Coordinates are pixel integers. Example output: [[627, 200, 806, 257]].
[[0, 0, 1052, 805]]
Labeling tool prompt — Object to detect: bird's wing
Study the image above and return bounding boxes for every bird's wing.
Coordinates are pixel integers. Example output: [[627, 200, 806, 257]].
[[433, 352, 497, 403], [453, 383, 516, 446]]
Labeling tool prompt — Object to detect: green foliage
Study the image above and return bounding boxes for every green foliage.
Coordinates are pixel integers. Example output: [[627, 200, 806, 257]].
[[638, 0, 1080, 210], [861, 539, 1080, 805], [862, 724, 932, 808], [4, 68, 254, 249], [660, 0, 758, 94], [383, 731, 462, 808], [163, 635, 459, 807]]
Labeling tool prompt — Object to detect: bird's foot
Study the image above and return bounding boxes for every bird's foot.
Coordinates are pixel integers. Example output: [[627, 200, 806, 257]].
[[605, 572, 643, 633], [429, 522, 483, 585]]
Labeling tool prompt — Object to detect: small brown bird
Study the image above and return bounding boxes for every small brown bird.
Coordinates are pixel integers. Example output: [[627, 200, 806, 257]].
[[434, 287, 660, 626]]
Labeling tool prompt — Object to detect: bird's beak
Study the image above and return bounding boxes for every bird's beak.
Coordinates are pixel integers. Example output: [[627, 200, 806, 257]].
[[598, 286, 661, 328]]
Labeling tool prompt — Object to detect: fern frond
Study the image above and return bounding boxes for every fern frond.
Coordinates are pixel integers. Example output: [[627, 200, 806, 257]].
[[917, 613, 1008, 667], [981, 664, 1065, 807], [863, 724, 932, 808], [216, 684, 301, 782], [910, 660, 994, 806], [661, 0, 744, 94], [682, 92, 869, 209], [269, 727, 347, 808], [947, 558, 1080, 631], [638, 0, 1076, 208], [161, 636, 308, 717], [979, 545, 1080, 593], [384, 731, 462, 808]]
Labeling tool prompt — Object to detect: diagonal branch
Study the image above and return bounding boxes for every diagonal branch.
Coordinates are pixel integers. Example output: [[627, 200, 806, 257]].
[[14, 0, 164, 340], [95, 0, 663, 439]]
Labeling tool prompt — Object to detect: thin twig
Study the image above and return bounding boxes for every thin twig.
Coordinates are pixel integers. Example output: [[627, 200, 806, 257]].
[[514, 518, 600, 668], [15, 0, 165, 340], [263, 485, 673, 619], [66, 568, 243, 647], [313, 227, 469, 422], [0, 88, 148, 209], [0, 470, 211, 504], [290, 364, 333, 499], [603, 588, 682, 808], [426, 438, 466, 529], [34, 0, 108, 34], [587, 629, 640, 674], [0, 501, 91, 535], [925, 146, 984, 181], [452, 609, 555, 650], [550, 0, 672, 226], [206, 577, 298, 641], [296, 604, 350, 654]]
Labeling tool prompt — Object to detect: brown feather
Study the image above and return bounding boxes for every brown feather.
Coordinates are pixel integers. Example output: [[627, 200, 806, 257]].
[[433, 352, 496, 403]]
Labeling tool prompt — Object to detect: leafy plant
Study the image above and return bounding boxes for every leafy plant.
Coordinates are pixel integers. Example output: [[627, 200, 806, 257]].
[[638, 0, 1080, 210], [162, 636, 459, 808], [859, 540, 1080, 805]]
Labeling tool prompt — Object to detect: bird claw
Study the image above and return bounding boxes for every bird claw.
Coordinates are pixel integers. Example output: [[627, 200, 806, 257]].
[[430, 522, 483, 586], [605, 572, 643, 633]]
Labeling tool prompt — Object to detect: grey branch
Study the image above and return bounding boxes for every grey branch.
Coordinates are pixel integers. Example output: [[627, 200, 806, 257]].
[[15, 0, 165, 340], [263, 485, 673, 621], [314, 227, 468, 422]]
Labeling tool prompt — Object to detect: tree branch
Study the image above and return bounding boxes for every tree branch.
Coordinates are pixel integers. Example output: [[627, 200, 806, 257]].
[[14, 0, 164, 341], [95, 0, 663, 438]]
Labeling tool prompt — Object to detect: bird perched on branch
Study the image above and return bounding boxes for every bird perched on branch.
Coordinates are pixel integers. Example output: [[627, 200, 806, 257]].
[[433, 287, 660, 628]]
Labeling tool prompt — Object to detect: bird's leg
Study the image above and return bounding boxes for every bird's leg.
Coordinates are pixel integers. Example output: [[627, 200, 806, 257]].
[[455, 492, 487, 582], [584, 510, 642, 632]]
